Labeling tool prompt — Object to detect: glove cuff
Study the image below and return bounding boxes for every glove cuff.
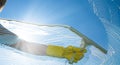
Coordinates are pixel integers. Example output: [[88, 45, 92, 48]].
[[46, 45, 64, 57]]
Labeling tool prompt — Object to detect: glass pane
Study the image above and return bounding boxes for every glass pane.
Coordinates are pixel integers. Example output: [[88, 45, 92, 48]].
[[0, 19, 106, 65]]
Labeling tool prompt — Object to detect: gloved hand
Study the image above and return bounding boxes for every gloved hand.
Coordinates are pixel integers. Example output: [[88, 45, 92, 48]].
[[46, 45, 87, 64], [63, 46, 86, 63]]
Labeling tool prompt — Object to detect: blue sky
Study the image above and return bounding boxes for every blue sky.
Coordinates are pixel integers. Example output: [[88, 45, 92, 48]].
[[0, 0, 108, 49]]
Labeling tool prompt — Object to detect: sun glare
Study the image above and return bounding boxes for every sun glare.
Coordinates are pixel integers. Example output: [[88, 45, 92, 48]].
[[13, 23, 49, 42]]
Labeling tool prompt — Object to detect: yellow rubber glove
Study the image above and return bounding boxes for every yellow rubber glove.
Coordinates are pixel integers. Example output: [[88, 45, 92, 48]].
[[63, 46, 87, 63], [46, 45, 87, 64], [46, 45, 64, 57]]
